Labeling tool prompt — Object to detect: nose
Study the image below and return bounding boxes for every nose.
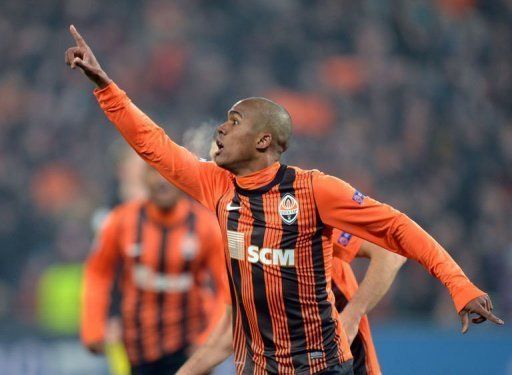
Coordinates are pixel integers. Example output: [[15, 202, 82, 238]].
[[217, 122, 227, 136]]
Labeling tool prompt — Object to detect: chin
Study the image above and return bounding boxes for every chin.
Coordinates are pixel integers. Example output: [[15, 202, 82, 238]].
[[213, 155, 228, 168], [155, 200, 177, 210]]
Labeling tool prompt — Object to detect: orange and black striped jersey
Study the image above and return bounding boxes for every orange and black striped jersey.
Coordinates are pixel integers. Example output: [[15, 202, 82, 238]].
[[81, 199, 227, 365], [95, 82, 486, 374], [332, 230, 381, 375], [216, 166, 352, 374]]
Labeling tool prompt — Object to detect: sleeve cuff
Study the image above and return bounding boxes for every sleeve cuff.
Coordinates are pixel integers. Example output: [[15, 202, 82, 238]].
[[80, 327, 104, 346], [452, 283, 486, 313], [93, 81, 128, 111]]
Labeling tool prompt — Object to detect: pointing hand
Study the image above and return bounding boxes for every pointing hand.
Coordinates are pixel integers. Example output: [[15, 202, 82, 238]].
[[65, 25, 111, 88]]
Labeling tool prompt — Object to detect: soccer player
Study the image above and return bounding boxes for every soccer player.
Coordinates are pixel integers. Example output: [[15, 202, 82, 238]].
[[208, 140, 402, 375], [66, 26, 503, 374], [332, 230, 405, 375], [81, 165, 227, 374]]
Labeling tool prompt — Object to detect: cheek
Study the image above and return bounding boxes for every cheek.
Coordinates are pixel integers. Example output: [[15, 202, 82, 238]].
[[233, 134, 253, 151], [230, 142, 251, 159]]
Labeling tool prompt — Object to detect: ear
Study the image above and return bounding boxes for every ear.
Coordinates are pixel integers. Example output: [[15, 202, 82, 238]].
[[255, 133, 272, 151]]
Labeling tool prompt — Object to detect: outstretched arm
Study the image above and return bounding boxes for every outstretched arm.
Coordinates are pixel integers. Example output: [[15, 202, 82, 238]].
[[339, 241, 406, 343], [314, 173, 504, 332], [177, 305, 234, 375], [65, 25, 230, 211]]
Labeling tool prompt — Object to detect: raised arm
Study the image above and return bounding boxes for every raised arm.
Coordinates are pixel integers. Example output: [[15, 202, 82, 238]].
[[315, 173, 504, 332], [81, 209, 123, 354], [65, 25, 230, 211]]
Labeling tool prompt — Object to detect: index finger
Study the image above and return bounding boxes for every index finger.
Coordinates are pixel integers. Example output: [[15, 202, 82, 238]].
[[70, 25, 87, 47], [474, 304, 504, 325]]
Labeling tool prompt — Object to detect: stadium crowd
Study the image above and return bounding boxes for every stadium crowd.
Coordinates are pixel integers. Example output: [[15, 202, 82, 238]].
[[0, 0, 511, 337]]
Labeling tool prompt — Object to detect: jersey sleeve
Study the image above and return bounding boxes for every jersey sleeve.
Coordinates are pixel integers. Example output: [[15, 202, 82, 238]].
[[81, 208, 123, 346], [94, 82, 231, 211], [332, 229, 363, 264], [312, 172, 485, 312]]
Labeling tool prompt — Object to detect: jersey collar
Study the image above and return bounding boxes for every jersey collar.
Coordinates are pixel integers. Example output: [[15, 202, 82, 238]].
[[234, 163, 287, 196]]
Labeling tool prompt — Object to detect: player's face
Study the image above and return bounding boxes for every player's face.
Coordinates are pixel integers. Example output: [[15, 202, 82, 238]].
[[213, 101, 261, 171], [144, 167, 180, 209]]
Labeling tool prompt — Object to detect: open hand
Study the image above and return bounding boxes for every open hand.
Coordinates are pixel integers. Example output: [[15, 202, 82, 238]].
[[459, 294, 504, 334], [65, 25, 111, 88]]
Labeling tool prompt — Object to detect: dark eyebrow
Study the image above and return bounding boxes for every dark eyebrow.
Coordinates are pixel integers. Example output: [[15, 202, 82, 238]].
[[228, 110, 243, 118]]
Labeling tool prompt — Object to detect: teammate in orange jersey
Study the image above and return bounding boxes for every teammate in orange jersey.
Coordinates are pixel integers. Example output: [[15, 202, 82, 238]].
[[66, 26, 503, 375], [81, 165, 227, 375], [331, 230, 405, 375]]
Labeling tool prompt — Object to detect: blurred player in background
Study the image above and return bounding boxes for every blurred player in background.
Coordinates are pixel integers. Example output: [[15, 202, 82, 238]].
[[81, 163, 227, 375]]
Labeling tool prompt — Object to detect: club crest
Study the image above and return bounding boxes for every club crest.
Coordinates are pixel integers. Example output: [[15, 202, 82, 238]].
[[279, 194, 299, 225]]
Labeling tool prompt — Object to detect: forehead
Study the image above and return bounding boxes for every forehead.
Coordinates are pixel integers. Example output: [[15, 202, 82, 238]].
[[228, 100, 257, 117]]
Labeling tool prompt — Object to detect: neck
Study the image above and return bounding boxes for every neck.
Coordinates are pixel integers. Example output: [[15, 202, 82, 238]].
[[229, 154, 280, 177], [234, 161, 281, 190], [150, 200, 177, 213], [146, 199, 188, 226]]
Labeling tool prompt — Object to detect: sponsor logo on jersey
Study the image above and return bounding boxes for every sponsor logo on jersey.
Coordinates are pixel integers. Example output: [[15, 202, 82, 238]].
[[247, 245, 295, 266], [337, 231, 352, 247], [227, 231, 295, 266], [128, 243, 142, 257], [133, 265, 192, 292], [227, 230, 245, 260], [279, 193, 299, 225], [352, 190, 365, 205], [181, 233, 198, 260]]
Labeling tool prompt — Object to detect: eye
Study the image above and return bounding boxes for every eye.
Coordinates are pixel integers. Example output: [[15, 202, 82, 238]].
[[233, 119, 240, 126]]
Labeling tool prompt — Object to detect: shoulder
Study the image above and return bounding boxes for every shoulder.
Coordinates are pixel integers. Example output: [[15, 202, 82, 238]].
[[286, 166, 353, 191], [104, 200, 145, 227], [286, 165, 339, 181], [286, 165, 319, 175], [310, 170, 355, 195], [113, 199, 144, 216], [285, 165, 324, 183], [283, 166, 356, 203]]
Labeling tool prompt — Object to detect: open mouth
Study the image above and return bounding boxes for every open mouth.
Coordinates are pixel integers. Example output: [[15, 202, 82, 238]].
[[215, 139, 224, 155]]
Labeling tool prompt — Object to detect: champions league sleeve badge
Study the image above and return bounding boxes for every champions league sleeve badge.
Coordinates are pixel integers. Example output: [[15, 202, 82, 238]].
[[352, 190, 365, 205], [337, 231, 352, 247]]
